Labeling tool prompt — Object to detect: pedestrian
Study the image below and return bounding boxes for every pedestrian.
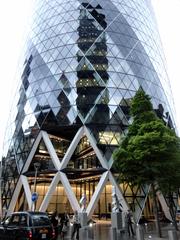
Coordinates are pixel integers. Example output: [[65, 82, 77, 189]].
[[59, 212, 69, 239], [71, 210, 81, 240], [51, 212, 58, 239], [126, 210, 135, 237]]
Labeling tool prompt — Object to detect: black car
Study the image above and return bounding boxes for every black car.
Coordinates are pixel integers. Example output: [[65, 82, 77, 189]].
[[0, 211, 56, 240]]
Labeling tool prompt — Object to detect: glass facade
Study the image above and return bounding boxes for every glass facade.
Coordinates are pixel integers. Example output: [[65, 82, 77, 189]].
[[1, 0, 176, 220]]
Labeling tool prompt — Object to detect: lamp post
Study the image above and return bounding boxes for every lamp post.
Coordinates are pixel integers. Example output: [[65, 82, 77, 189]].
[[33, 162, 40, 193], [31, 162, 40, 211]]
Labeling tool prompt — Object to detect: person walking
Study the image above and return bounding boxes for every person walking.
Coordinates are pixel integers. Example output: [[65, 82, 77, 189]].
[[51, 212, 59, 240], [59, 212, 69, 239], [126, 210, 135, 237], [71, 210, 81, 240]]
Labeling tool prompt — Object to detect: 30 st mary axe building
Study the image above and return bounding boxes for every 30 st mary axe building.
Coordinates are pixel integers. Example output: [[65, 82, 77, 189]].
[[1, 0, 176, 221]]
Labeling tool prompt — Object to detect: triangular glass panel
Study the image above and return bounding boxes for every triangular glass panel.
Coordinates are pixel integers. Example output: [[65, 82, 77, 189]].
[[121, 182, 150, 223], [93, 180, 124, 219], [65, 134, 106, 172], [46, 179, 74, 214], [85, 125, 122, 164], [14, 189, 29, 212], [26, 139, 56, 174]]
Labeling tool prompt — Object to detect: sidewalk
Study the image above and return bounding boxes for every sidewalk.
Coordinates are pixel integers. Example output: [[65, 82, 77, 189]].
[[57, 221, 180, 240], [143, 222, 180, 240]]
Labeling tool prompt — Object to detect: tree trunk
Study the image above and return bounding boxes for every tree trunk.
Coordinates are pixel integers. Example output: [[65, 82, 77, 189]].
[[169, 193, 178, 231], [152, 183, 162, 238]]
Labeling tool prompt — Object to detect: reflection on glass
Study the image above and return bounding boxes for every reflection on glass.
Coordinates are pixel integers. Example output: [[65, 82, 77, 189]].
[[76, 3, 109, 122], [99, 131, 121, 145]]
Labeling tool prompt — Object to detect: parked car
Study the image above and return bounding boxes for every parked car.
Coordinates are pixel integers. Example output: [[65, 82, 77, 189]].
[[0, 211, 56, 240]]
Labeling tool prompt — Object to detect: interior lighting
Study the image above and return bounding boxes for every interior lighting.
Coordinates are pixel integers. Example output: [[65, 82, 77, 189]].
[[89, 223, 93, 227]]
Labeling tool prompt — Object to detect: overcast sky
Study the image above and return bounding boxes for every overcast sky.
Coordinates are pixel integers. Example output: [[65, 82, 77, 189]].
[[152, 0, 180, 131], [0, 0, 179, 157]]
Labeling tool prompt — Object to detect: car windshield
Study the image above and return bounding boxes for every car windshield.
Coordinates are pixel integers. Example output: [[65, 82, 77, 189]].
[[32, 215, 51, 226]]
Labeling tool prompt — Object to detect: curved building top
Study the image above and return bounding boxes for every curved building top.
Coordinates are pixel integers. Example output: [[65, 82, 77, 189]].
[[2, 0, 176, 160]]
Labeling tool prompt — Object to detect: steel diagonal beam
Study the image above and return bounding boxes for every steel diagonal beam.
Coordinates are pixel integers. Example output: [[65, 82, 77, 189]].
[[42, 131, 61, 170], [22, 131, 42, 173], [156, 187, 172, 221], [60, 127, 84, 170], [108, 156, 114, 169], [7, 178, 22, 215], [59, 172, 80, 211], [84, 126, 109, 169], [109, 172, 129, 211], [39, 172, 61, 212], [21, 175, 32, 210], [135, 184, 151, 223], [86, 171, 109, 218]]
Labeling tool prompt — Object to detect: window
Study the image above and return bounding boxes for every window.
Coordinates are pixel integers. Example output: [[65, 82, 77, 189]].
[[19, 215, 27, 226], [99, 132, 121, 145], [10, 215, 20, 225], [32, 215, 51, 226]]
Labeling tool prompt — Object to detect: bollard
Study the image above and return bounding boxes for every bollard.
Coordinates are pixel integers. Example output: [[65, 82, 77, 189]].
[[111, 227, 117, 240], [79, 226, 88, 240], [79, 212, 88, 227], [88, 226, 94, 239], [111, 212, 123, 230], [79, 226, 94, 240], [117, 229, 125, 239], [168, 230, 178, 240], [136, 224, 144, 240]]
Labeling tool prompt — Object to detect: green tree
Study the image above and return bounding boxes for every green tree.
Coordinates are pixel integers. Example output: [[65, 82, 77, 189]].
[[158, 158, 180, 231], [113, 88, 180, 237]]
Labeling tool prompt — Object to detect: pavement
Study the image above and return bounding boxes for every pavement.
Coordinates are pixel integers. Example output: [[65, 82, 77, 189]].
[[56, 221, 180, 240], [143, 222, 180, 239]]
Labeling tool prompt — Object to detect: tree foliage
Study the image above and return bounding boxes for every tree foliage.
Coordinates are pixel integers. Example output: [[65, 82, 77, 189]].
[[113, 88, 180, 188], [113, 88, 180, 235]]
